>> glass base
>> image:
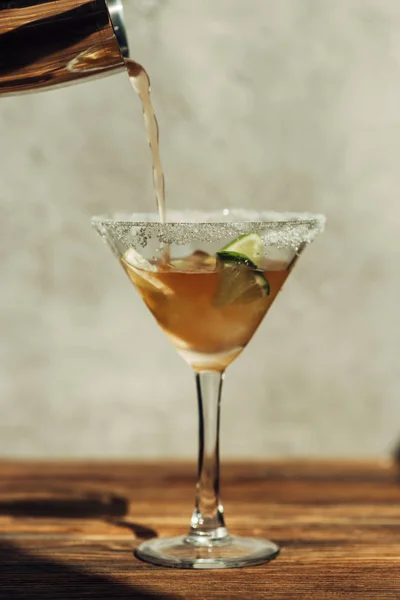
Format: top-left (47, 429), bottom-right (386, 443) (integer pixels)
top-left (135, 535), bottom-right (279, 569)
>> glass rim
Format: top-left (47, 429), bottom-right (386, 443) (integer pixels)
top-left (92, 209), bottom-right (326, 229)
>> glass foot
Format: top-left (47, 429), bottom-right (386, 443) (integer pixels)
top-left (135, 535), bottom-right (279, 569)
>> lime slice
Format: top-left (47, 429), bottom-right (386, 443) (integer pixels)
top-left (219, 232), bottom-right (263, 267)
top-left (122, 248), bottom-right (157, 272)
top-left (122, 249), bottom-right (173, 296)
top-left (214, 253), bottom-right (270, 307)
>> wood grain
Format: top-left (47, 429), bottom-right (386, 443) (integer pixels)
top-left (0, 460), bottom-right (399, 599)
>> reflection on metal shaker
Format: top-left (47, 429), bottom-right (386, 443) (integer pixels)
top-left (0, 0), bottom-right (129, 95)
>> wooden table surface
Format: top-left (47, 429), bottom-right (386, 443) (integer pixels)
top-left (0, 460), bottom-right (399, 599)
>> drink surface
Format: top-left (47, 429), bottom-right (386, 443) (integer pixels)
top-left (121, 251), bottom-right (290, 372)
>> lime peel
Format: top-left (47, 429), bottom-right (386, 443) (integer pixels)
top-left (219, 232), bottom-right (263, 267)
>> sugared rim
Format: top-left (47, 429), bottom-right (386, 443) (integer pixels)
top-left (92, 209), bottom-right (326, 229)
top-left (92, 210), bottom-right (325, 248)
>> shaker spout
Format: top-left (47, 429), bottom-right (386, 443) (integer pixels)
top-left (107, 0), bottom-right (129, 58)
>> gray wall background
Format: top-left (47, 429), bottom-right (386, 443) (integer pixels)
top-left (1, 0), bottom-right (399, 458)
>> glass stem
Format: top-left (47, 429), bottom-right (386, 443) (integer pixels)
top-left (188, 371), bottom-right (229, 544)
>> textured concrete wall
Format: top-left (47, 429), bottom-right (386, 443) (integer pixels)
top-left (1, 0), bottom-right (399, 458)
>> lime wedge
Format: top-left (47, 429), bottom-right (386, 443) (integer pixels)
top-left (219, 232), bottom-right (263, 267)
top-left (214, 252), bottom-right (270, 307)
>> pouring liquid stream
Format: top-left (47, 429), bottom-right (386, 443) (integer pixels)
top-left (125, 59), bottom-right (167, 226)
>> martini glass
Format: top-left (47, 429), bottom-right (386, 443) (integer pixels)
top-left (92, 209), bottom-right (325, 569)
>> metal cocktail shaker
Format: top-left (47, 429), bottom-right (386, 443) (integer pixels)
top-left (0, 0), bottom-right (129, 95)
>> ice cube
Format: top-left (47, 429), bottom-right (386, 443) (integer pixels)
top-left (169, 250), bottom-right (217, 272)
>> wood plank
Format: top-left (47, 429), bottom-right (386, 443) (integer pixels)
top-left (0, 460), bottom-right (399, 599)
